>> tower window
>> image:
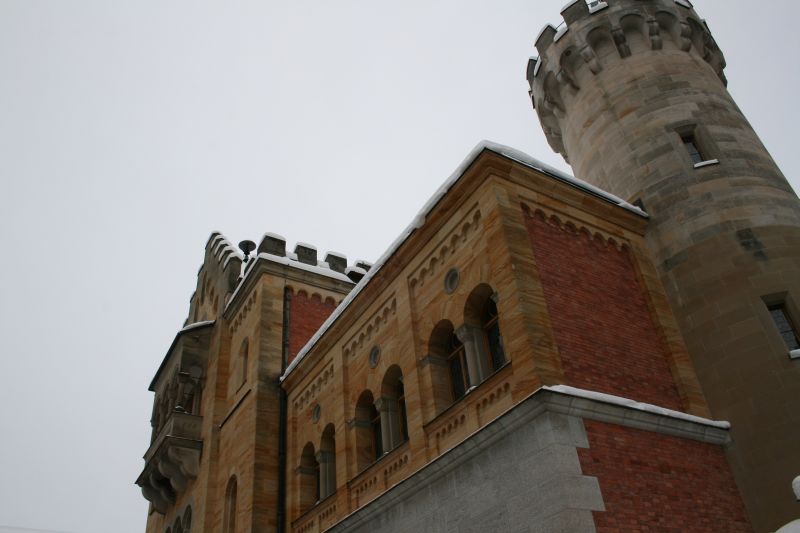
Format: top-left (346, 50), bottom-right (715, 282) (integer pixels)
top-left (767, 303), bottom-right (800, 352)
top-left (682, 134), bottom-right (705, 165)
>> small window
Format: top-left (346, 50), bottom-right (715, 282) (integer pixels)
top-left (682, 134), bottom-right (705, 165)
top-left (768, 303), bottom-right (800, 351)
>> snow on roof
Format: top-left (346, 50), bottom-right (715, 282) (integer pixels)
top-left (262, 231), bottom-right (286, 241)
top-left (544, 384), bottom-right (731, 429)
top-left (295, 242), bottom-right (317, 251)
top-left (180, 320), bottom-right (215, 333)
top-left (258, 253), bottom-right (351, 282)
top-left (281, 141), bottom-right (646, 381)
top-left (325, 251), bottom-right (347, 259)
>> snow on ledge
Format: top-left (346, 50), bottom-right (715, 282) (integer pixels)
top-left (179, 320), bottom-right (215, 333)
top-left (543, 385), bottom-right (731, 429)
top-left (281, 141), bottom-right (647, 382)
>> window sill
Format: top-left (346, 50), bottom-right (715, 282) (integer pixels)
top-left (693, 159), bottom-right (720, 169)
top-left (789, 349), bottom-right (800, 360)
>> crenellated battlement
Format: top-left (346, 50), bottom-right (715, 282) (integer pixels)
top-left (252, 232), bottom-right (368, 284)
top-left (527, 0), bottom-right (726, 161)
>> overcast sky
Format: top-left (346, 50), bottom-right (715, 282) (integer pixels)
top-left (1, 1), bottom-right (798, 532)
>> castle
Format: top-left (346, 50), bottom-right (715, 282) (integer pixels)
top-left (136, 1), bottom-right (800, 532)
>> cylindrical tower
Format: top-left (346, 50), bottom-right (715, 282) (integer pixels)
top-left (528, 1), bottom-right (800, 530)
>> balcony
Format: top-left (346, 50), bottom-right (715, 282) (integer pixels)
top-left (136, 411), bottom-right (203, 514)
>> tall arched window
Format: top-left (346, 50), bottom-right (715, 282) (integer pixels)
top-left (319, 424), bottom-right (336, 499)
top-left (354, 390), bottom-right (381, 470)
top-left (481, 297), bottom-right (506, 371)
top-left (223, 476), bottom-right (237, 533)
top-left (238, 338), bottom-right (249, 387)
top-left (378, 366), bottom-right (409, 452)
top-left (299, 442), bottom-right (320, 512)
top-left (462, 284), bottom-right (506, 383)
top-left (428, 320), bottom-right (469, 413)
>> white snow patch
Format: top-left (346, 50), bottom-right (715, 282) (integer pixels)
top-left (325, 251), bottom-right (347, 260)
top-left (258, 253), bottom-right (351, 282)
top-left (262, 231), bottom-right (286, 242)
top-left (281, 141), bottom-right (646, 381)
top-left (793, 475), bottom-right (800, 500)
top-left (543, 385), bottom-right (731, 429)
top-left (789, 349), bottom-right (800, 360)
top-left (180, 320), bottom-right (215, 334)
top-left (295, 242), bottom-right (317, 251)
top-left (588, 1), bottom-right (608, 14)
top-left (346, 265), bottom-right (367, 276)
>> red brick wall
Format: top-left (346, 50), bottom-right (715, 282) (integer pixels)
top-left (580, 420), bottom-right (751, 532)
top-left (523, 207), bottom-right (682, 409)
top-left (288, 290), bottom-right (337, 365)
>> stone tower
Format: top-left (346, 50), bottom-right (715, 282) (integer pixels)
top-left (528, 1), bottom-right (800, 530)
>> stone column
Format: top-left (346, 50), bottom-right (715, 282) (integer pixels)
top-left (316, 450), bottom-right (336, 499)
top-left (456, 324), bottom-right (491, 386)
top-left (374, 396), bottom-right (401, 453)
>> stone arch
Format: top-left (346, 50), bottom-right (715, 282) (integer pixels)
top-left (586, 25), bottom-right (617, 63)
top-left (619, 13), bottom-right (649, 54)
top-left (655, 10), bottom-right (686, 51)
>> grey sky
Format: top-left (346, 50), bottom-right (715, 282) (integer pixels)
top-left (0, 1), bottom-right (797, 532)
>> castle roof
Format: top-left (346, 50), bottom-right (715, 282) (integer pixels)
top-left (281, 140), bottom-right (646, 381)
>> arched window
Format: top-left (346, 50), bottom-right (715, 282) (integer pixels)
top-left (318, 424), bottom-right (336, 499)
top-left (239, 338), bottom-right (249, 387)
top-left (354, 391), bottom-right (381, 470)
top-left (223, 476), bottom-right (237, 533)
top-left (173, 517), bottom-right (183, 533)
top-left (377, 366), bottom-right (409, 452)
top-left (428, 320), bottom-right (469, 413)
top-left (462, 284), bottom-right (506, 384)
top-left (299, 442), bottom-right (320, 512)
top-left (481, 297), bottom-right (506, 371)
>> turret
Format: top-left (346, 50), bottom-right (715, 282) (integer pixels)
top-left (527, 1), bottom-right (800, 531)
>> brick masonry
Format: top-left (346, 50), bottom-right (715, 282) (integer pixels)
top-left (529, 1), bottom-right (800, 528)
top-left (579, 420), bottom-right (751, 532)
top-left (288, 289), bottom-right (338, 365)
top-left (524, 208), bottom-right (682, 410)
